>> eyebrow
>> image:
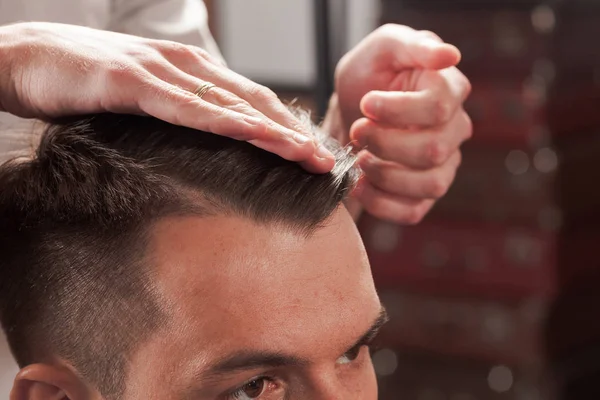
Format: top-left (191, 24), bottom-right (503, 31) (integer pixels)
top-left (199, 306), bottom-right (389, 381)
top-left (348, 306), bottom-right (389, 351)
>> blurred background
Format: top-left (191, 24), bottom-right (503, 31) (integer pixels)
top-left (1, 1), bottom-right (599, 399)
top-left (212, 0), bottom-right (600, 399)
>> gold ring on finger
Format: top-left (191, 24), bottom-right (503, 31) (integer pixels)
top-left (193, 82), bottom-right (217, 99)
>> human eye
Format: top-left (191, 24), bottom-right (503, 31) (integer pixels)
top-left (336, 344), bottom-right (369, 365)
top-left (227, 376), bottom-right (280, 400)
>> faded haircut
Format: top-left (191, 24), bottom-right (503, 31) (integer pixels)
top-left (0, 111), bottom-right (358, 399)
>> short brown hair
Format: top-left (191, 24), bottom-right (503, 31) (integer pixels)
top-left (0, 112), bottom-right (358, 399)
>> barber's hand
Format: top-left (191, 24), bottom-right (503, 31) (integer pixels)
top-left (0, 22), bottom-right (334, 172)
top-left (326, 24), bottom-right (472, 223)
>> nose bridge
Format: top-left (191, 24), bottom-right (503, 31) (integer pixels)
top-left (310, 379), bottom-right (346, 400)
top-left (297, 358), bottom-right (378, 400)
top-left (303, 369), bottom-right (353, 400)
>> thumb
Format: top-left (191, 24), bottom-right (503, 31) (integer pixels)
top-left (408, 38), bottom-right (461, 70)
top-left (373, 25), bottom-right (461, 70)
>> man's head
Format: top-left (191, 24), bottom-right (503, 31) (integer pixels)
top-left (0, 113), bottom-right (384, 400)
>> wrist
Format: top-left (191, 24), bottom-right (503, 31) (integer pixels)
top-left (0, 24), bottom-right (19, 113)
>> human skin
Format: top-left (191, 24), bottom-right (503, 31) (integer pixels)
top-left (326, 25), bottom-right (472, 223)
top-left (0, 22), bottom-right (471, 224)
top-left (0, 22), bottom-right (333, 173)
top-left (12, 207), bottom-right (383, 400)
top-left (130, 207), bottom-right (382, 399)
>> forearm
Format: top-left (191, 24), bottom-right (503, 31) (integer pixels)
top-left (0, 23), bottom-right (28, 117)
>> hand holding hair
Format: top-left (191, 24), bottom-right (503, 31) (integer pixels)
top-left (327, 24), bottom-right (473, 224)
top-left (0, 22), bottom-right (335, 173)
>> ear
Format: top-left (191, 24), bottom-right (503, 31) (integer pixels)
top-left (10, 364), bottom-right (96, 400)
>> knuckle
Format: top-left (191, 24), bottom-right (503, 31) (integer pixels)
top-left (427, 175), bottom-right (450, 198)
top-left (205, 109), bottom-right (232, 132)
top-left (105, 61), bottom-right (139, 84)
top-left (191, 46), bottom-right (212, 61)
top-left (377, 23), bottom-right (397, 35)
top-left (171, 109), bottom-right (186, 127)
top-left (431, 97), bottom-right (453, 124)
top-left (212, 104), bottom-right (230, 118)
top-left (463, 77), bottom-right (473, 98)
top-left (158, 89), bottom-right (192, 114)
top-left (463, 112), bottom-right (474, 139)
top-left (419, 30), bottom-right (442, 42)
top-left (246, 83), bottom-right (278, 103)
top-left (426, 139), bottom-right (448, 166)
top-left (169, 96), bottom-right (199, 126)
top-left (293, 121), bottom-right (314, 136)
top-left (235, 98), bottom-right (254, 112)
top-left (137, 56), bottom-right (165, 72)
top-left (127, 46), bottom-right (170, 72)
top-left (158, 41), bottom-right (197, 60)
top-left (376, 23), bottom-right (412, 37)
top-left (403, 208), bottom-right (425, 225)
top-left (372, 24), bottom-right (402, 44)
top-left (216, 88), bottom-right (247, 106)
top-left (231, 102), bottom-right (256, 117)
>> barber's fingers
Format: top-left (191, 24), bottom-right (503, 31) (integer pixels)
top-left (153, 40), bottom-right (227, 70)
top-left (363, 24), bottom-right (461, 71)
top-left (139, 41), bottom-right (335, 172)
top-left (350, 109), bottom-right (472, 169)
top-left (190, 46), bottom-right (228, 68)
top-left (353, 179), bottom-right (436, 225)
top-left (357, 150), bottom-right (461, 199)
top-left (136, 79), bottom-right (271, 139)
top-left (200, 85), bottom-right (334, 173)
top-left (176, 60), bottom-right (315, 138)
top-left (136, 62), bottom-right (334, 173)
top-left (136, 78), bottom-right (335, 173)
top-left (154, 66), bottom-right (301, 140)
top-left (360, 67), bottom-right (471, 128)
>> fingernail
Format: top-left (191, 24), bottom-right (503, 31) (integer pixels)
top-left (316, 144), bottom-right (334, 160)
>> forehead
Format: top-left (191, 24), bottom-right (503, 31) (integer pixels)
top-left (144, 208), bottom-right (378, 367)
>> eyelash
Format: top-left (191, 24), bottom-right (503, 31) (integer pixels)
top-left (344, 344), bottom-right (364, 360)
top-left (229, 376), bottom-right (275, 400)
top-left (226, 340), bottom-right (379, 399)
top-left (349, 336), bottom-right (380, 359)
